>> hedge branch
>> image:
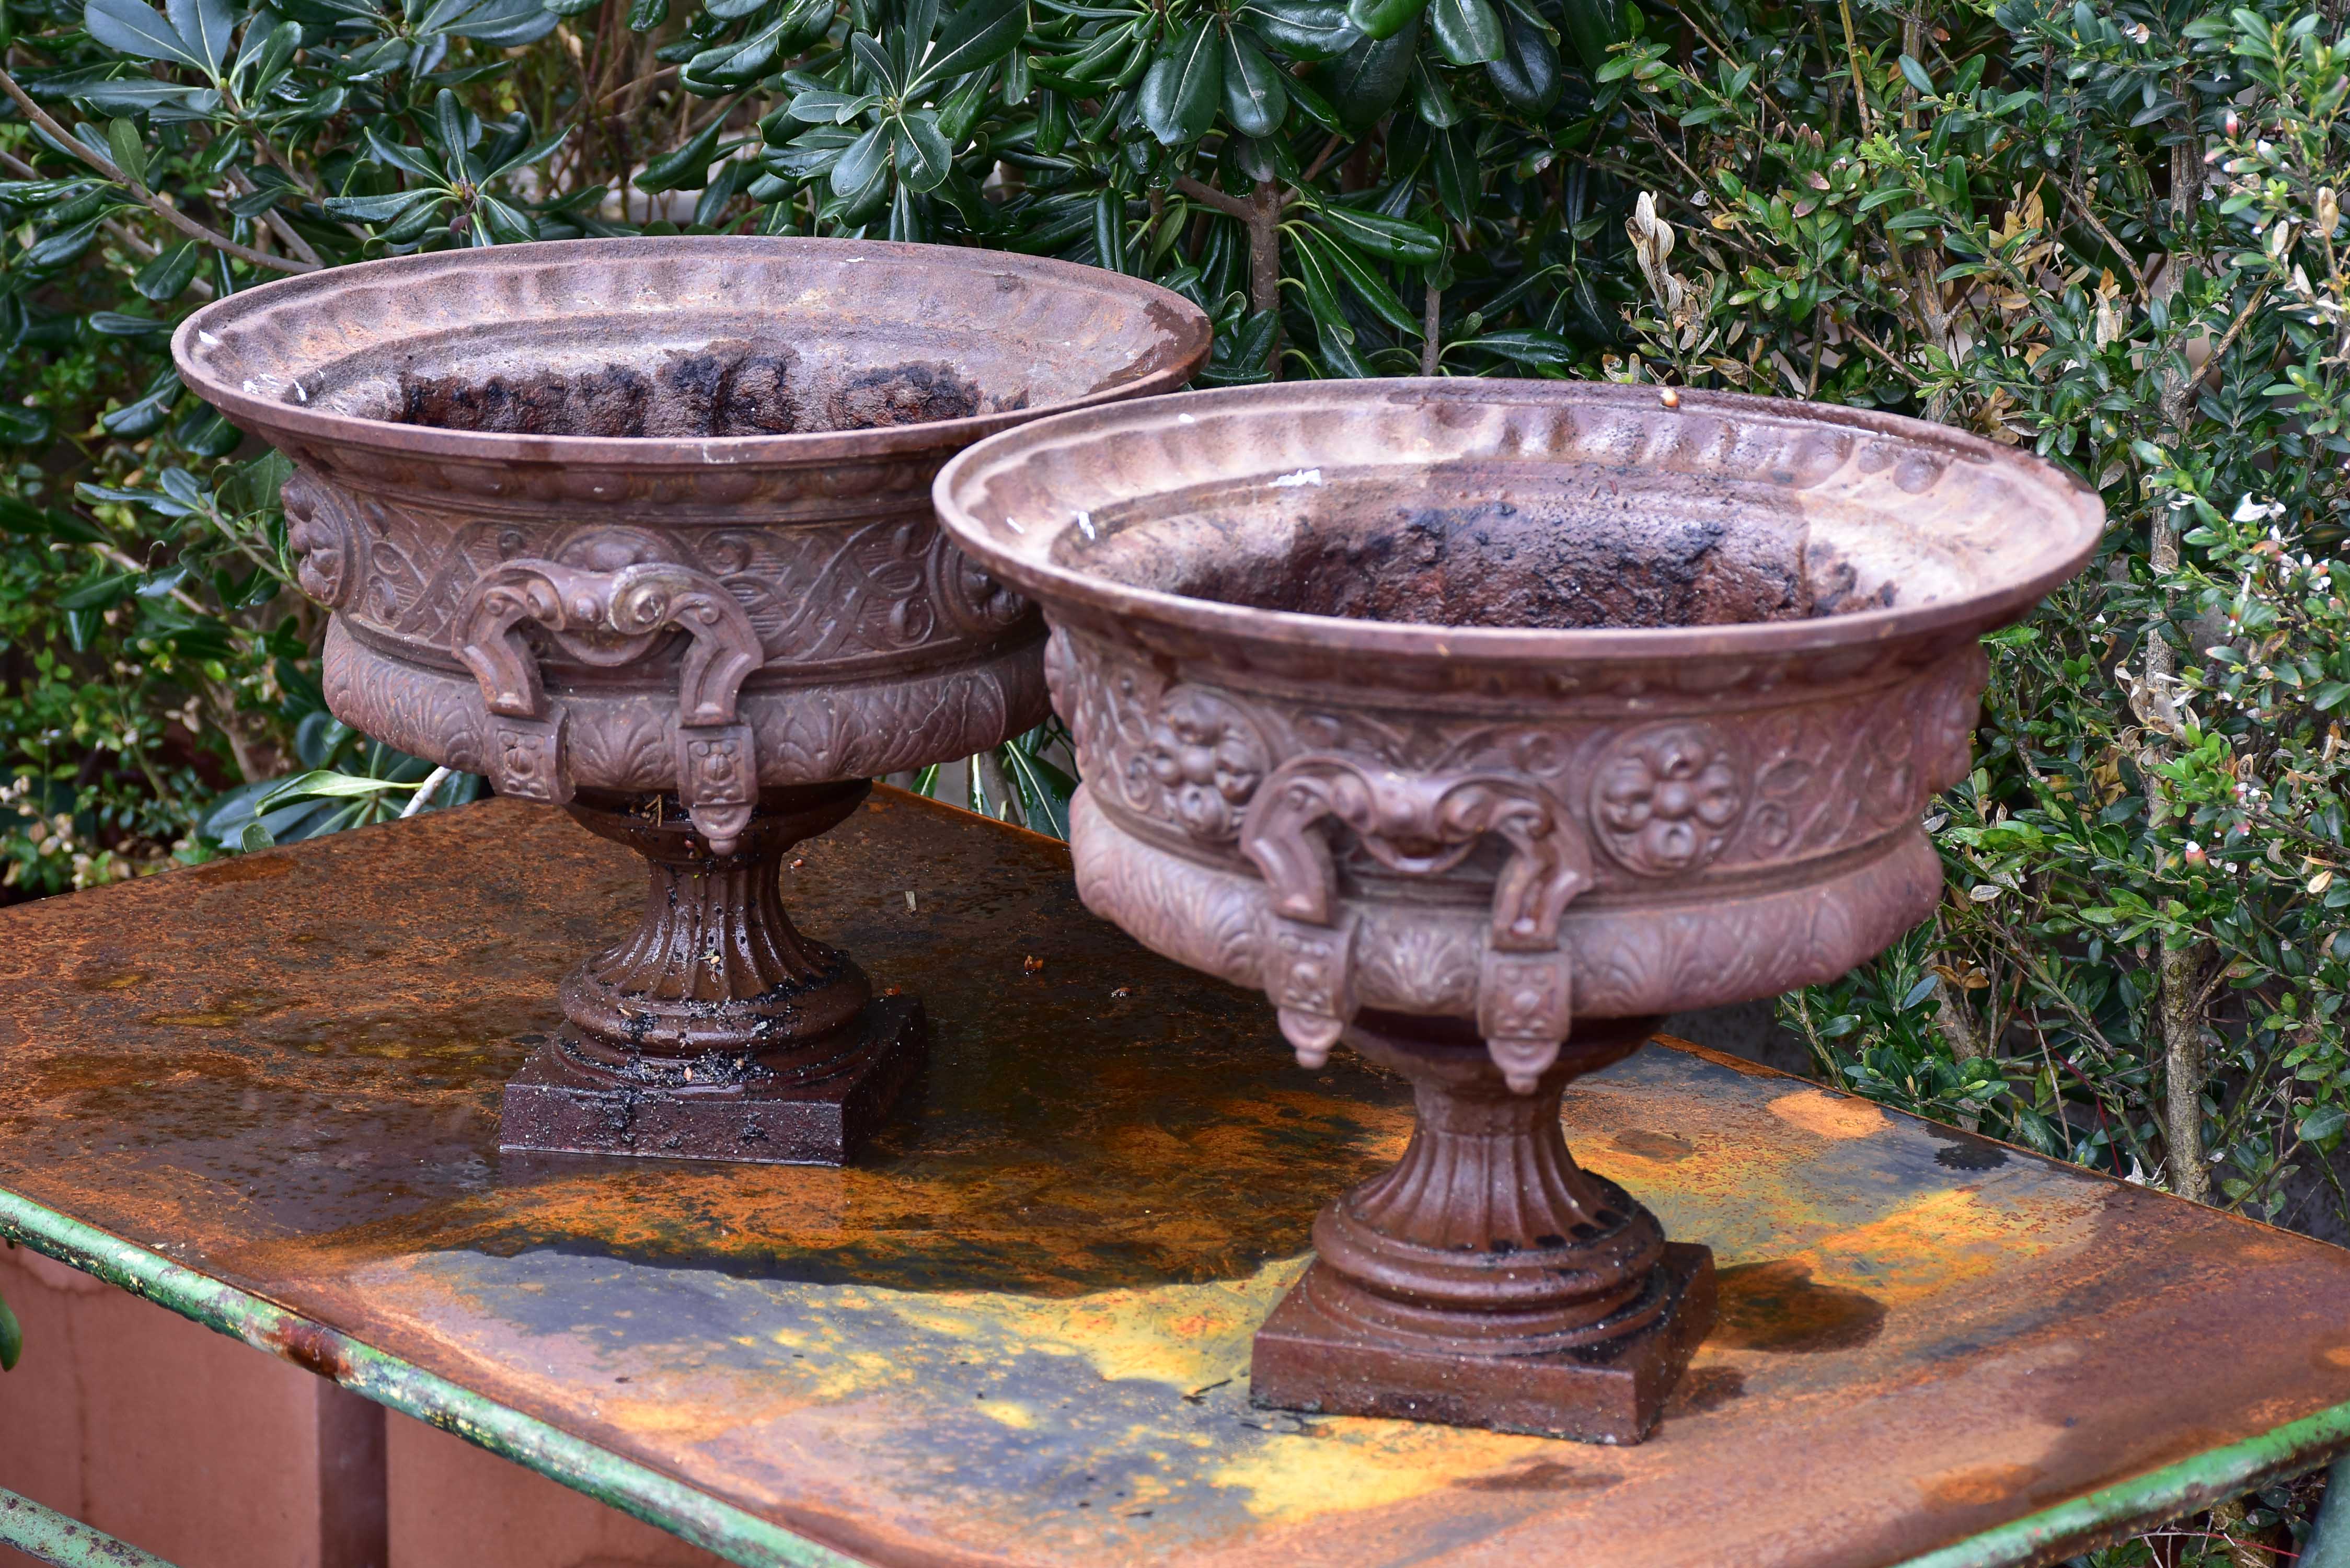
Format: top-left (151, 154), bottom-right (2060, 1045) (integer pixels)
top-left (0, 66), bottom-right (317, 275)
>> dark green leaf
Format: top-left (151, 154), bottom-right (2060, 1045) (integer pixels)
top-left (476, 193), bottom-right (537, 243)
top-left (83, 0), bottom-right (208, 71)
top-left (363, 129), bottom-right (447, 183)
top-left (1317, 201), bottom-right (1442, 261)
top-left (1314, 16), bottom-right (1416, 128)
top-left (0, 1297), bottom-right (20, 1373)
top-left (911, 0), bottom-right (1027, 91)
top-left (1553, 0), bottom-right (1623, 70)
top-left (24, 217), bottom-right (106, 269)
top-left (324, 188), bottom-right (439, 222)
top-left (1897, 52), bottom-right (1933, 93)
top-left (56, 570), bottom-right (139, 613)
top-left (895, 109), bottom-right (954, 190)
top-left (851, 30), bottom-right (901, 91)
top-left (165, 0), bottom-right (235, 70)
top-left (1283, 70), bottom-right (1341, 129)
top-left (1239, 0), bottom-right (1360, 59)
top-left (830, 121), bottom-right (889, 195)
top-left (433, 0), bottom-right (560, 44)
top-left (637, 116), bottom-right (729, 191)
top-left (1092, 185), bottom-right (1127, 271)
top-left (0, 408), bottom-right (54, 449)
top-left (1139, 19), bottom-right (1222, 144)
top-left (66, 79), bottom-right (210, 112)
top-left (1430, 121), bottom-right (1476, 222)
top-left (1221, 26), bottom-right (1288, 138)
top-left (1457, 327), bottom-right (1573, 365)
top-left (1484, 8), bottom-right (1556, 113)
top-left (1428, 0), bottom-right (1501, 64)
top-left (87, 311), bottom-right (170, 336)
top-left (105, 119), bottom-right (147, 189)
top-left (1411, 55), bottom-right (1459, 125)
top-left (1345, 0), bottom-right (1426, 42)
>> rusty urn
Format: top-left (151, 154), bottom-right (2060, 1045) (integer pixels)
top-left (174, 237), bottom-right (1208, 1166)
top-left (934, 379), bottom-right (2101, 1442)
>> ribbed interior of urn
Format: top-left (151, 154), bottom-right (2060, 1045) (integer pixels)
top-left (303, 321), bottom-right (1040, 437)
top-left (200, 244), bottom-right (1196, 440)
top-left (1064, 463), bottom-right (1909, 630)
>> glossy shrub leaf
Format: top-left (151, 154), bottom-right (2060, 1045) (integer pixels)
top-left (432, 0), bottom-right (560, 44)
top-left (1411, 55), bottom-right (1460, 125)
top-left (1554, 0), bottom-right (1625, 70)
top-left (636, 117), bottom-right (728, 191)
top-left (894, 110), bottom-right (954, 191)
top-left (1092, 186), bottom-right (1128, 271)
top-left (1221, 26), bottom-right (1289, 139)
top-left (912, 0), bottom-right (1026, 93)
top-left (164, 0), bottom-right (234, 70)
top-left (1317, 227), bottom-right (1417, 333)
top-left (830, 122), bottom-right (889, 197)
top-left (1484, 8), bottom-right (1558, 112)
top-left (87, 311), bottom-right (169, 336)
top-left (322, 188), bottom-right (438, 222)
top-left (1345, 0), bottom-right (1429, 42)
top-left (83, 0), bottom-right (207, 68)
top-left (0, 1297), bottom-right (20, 1373)
top-left (1429, 122), bottom-right (1477, 223)
top-left (83, 0), bottom-right (208, 69)
top-left (0, 408), bottom-right (54, 449)
top-left (1429, 0), bottom-right (1503, 64)
top-left (1286, 225), bottom-right (1353, 340)
top-left (1315, 15), bottom-right (1418, 128)
top-left (1317, 202), bottom-right (1443, 262)
top-left (105, 119), bottom-right (147, 188)
top-left (1139, 19), bottom-right (1222, 145)
top-left (1460, 327), bottom-right (1575, 365)
top-left (24, 218), bottom-right (105, 269)
top-left (1237, 0), bottom-right (1360, 60)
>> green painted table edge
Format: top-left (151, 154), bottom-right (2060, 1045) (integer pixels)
top-left (2, 1179), bottom-right (2345, 1567)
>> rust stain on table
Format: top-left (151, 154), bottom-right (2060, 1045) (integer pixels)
top-left (0, 794), bottom-right (2346, 1568)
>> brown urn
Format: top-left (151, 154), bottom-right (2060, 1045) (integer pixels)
top-left (932, 378), bottom-right (2101, 1440)
top-left (174, 236), bottom-right (1208, 1165)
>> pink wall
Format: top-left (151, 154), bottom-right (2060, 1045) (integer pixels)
top-left (0, 1245), bottom-right (730, 1568)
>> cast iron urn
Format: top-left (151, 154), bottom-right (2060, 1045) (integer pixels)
top-left (933, 379), bottom-right (2101, 1441)
top-left (174, 237), bottom-right (1207, 1165)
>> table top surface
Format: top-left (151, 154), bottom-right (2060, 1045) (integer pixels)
top-left (0, 793), bottom-right (2346, 1568)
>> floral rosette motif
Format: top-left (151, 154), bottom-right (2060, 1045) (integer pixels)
top-left (1589, 723), bottom-right (1748, 877)
top-left (1143, 688), bottom-right (1269, 843)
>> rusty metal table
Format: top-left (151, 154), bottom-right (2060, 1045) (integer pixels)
top-left (0, 792), bottom-right (2346, 1568)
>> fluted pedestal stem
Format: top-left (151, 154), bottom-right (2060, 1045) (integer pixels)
top-left (1252, 1013), bottom-right (1715, 1441)
top-left (558, 783), bottom-right (872, 1078)
top-left (499, 783), bottom-right (925, 1164)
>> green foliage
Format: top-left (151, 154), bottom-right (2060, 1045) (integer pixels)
top-left (2, 0), bottom-right (2346, 1538)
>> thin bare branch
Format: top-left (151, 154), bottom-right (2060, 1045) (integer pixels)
top-left (0, 65), bottom-right (316, 274)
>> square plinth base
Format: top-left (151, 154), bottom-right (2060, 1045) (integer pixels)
top-left (497, 996), bottom-right (926, 1165)
top-left (1249, 1241), bottom-right (1717, 1443)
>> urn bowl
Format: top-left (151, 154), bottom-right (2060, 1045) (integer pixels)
top-left (934, 378), bottom-right (2100, 1439)
top-left (175, 237), bottom-right (1212, 834)
top-left (175, 237), bottom-right (1209, 1165)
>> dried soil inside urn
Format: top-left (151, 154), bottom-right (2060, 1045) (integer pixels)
top-left (1066, 465), bottom-right (1904, 631)
top-left (383, 340), bottom-right (994, 439)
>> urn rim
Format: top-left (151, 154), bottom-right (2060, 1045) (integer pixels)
top-left (171, 236), bottom-right (1213, 469)
top-left (930, 377), bottom-right (2105, 664)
